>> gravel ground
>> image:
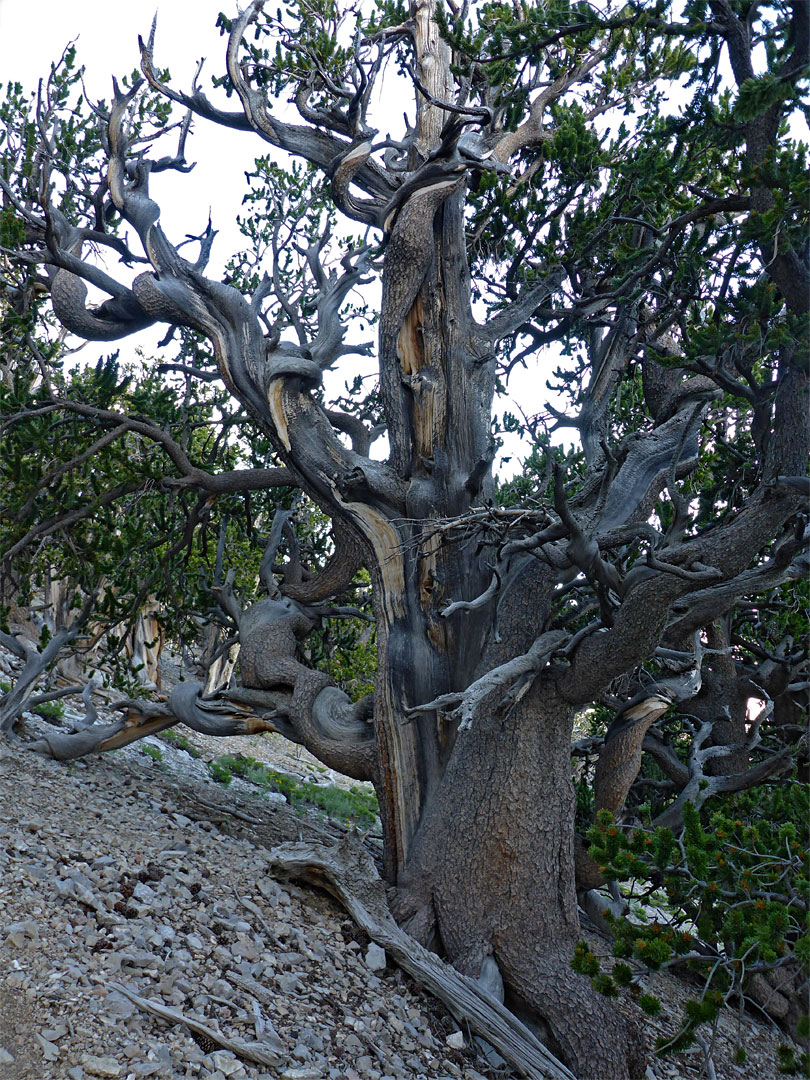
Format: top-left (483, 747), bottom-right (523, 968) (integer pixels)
top-left (0, 646), bottom-right (797, 1080)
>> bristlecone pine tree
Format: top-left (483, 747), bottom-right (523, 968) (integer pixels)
top-left (1, 3), bottom-right (808, 1078)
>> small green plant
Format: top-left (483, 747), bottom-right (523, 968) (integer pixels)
top-left (777, 1045), bottom-right (810, 1076)
top-left (205, 753), bottom-right (379, 825)
top-left (207, 760), bottom-right (233, 785)
top-left (141, 743), bottom-right (164, 764)
top-left (33, 699), bottom-right (66, 720)
top-left (574, 782), bottom-right (809, 1064)
top-left (160, 730), bottom-right (202, 757)
top-left (299, 781), bottom-right (379, 826)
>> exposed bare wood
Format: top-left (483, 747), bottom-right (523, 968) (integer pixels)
top-left (109, 982), bottom-right (284, 1067)
top-left (266, 835), bottom-right (576, 1080)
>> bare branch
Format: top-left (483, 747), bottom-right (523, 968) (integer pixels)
top-left (407, 629), bottom-right (566, 731)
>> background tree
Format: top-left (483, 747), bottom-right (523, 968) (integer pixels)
top-left (1, 3), bottom-right (808, 1078)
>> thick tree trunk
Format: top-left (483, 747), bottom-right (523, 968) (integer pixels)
top-left (698, 622), bottom-right (750, 775)
top-left (394, 678), bottom-right (644, 1080)
top-left (373, 178), bottom-right (496, 876)
top-left (362, 14), bottom-right (642, 1067)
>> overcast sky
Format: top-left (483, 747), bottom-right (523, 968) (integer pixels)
top-left (0, 1), bottom-right (230, 96)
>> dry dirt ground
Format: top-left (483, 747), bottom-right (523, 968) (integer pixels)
top-left (0, 650), bottom-right (799, 1080)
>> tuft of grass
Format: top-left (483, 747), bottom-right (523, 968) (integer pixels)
top-left (141, 743), bottom-right (164, 764)
top-left (160, 729), bottom-right (202, 757)
top-left (206, 753), bottom-right (379, 825)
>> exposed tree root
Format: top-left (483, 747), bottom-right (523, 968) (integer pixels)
top-left (108, 982), bottom-right (284, 1067)
top-left (265, 834), bottom-right (577, 1080)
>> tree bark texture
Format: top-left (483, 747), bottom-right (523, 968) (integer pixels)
top-left (396, 679), bottom-right (645, 1080)
top-left (15, 4), bottom-right (810, 1078)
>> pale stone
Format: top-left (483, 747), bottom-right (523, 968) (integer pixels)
top-left (41, 1023), bottom-right (68, 1041)
top-left (364, 942), bottom-right (387, 972)
top-left (210, 1050), bottom-right (243, 1076)
top-left (35, 1034), bottom-right (60, 1061)
top-left (81, 1054), bottom-right (121, 1077)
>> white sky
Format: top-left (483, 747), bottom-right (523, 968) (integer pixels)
top-left (0, 0), bottom-right (554, 477)
top-left (0, 1), bottom-right (261, 271)
top-left (0, 1), bottom-right (230, 97)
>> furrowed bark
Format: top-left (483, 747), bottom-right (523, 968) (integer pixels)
top-left (266, 834), bottom-right (577, 1080)
top-left (10, 7), bottom-right (808, 1080)
top-left (396, 676), bottom-right (645, 1080)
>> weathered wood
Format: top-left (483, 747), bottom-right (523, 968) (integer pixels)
top-left (266, 835), bottom-right (577, 1080)
top-left (0, 627), bottom-right (77, 732)
top-left (109, 982), bottom-right (285, 1067)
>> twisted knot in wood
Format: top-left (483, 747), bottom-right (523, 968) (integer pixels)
top-left (50, 269), bottom-right (156, 341)
top-left (237, 598), bottom-right (376, 780)
top-left (239, 602), bottom-right (333, 712)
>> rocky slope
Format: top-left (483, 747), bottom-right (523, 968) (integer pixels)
top-left (0, 648), bottom-right (796, 1080)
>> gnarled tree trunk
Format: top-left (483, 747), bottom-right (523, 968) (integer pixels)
top-left (395, 677), bottom-right (644, 1079)
top-left (12, 2), bottom-right (809, 1077)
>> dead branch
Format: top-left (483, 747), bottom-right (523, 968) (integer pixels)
top-left (266, 835), bottom-right (576, 1080)
top-left (406, 629), bottom-right (567, 731)
top-left (109, 982), bottom-right (284, 1067)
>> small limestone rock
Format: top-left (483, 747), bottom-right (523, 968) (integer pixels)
top-left (132, 881), bottom-right (156, 904)
top-left (35, 1034), bottom-right (60, 1061)
top-left (130, 1064), bottom-right (163, 1078)
top-left (4, 918), bottom-right (39, 940)
top-left (445, 1030), bottom-right (466, 1050)
top-left (365, 942), bottom-right (387, 971)
top-left (0, 1046), bottom-right (15, 1065)
top-left (275, 971), bottom-right (302, 993)
top-left (105, 989), bottom-right (136, 1018)
top-left (210, 1050), bottom-right (243, 1076)
top-left (81, 1054), bottom-right (121, 1077)
top-left (298, 1027), bottom-right (325, 1052)
top-left (41, 1023), bottom-right (68, 1041)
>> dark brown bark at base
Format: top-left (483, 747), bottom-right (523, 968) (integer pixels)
top-left (500, 943), bottom-right (647, 1080)
top-left (747, 961), bottom-right (810, 1045)
top-left (395, 678), bottom-right (645, 1080)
